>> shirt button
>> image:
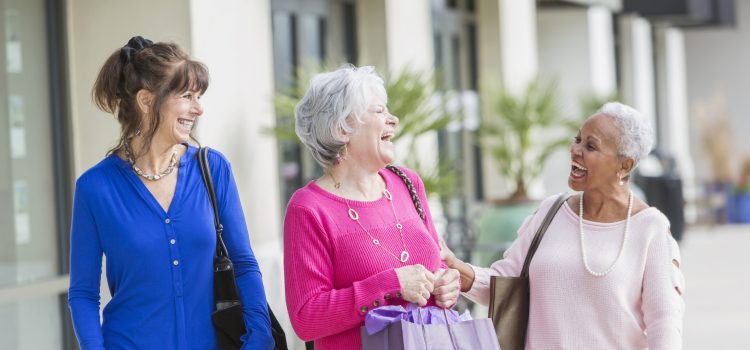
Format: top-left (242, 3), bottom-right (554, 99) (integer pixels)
top-left (396, 291), bottom-right (402, 299)
top-left (373, 300), bottom-right (380, 307)
top-left (165, 218), bottom-right (171, 224)
top-left (360, 305), bottom-right (368, 314)
top-left (384, 293), bottom-right (392, 300)
top-left (170, 239), bottom-right (176, 245)
top-left (173, 260), bottom-right (179, 266)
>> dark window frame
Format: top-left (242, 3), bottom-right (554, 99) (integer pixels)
top-left (45, 0), bottom-right (75, 348)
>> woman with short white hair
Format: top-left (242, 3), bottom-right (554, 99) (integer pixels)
top-left (283, 65), bottom-right (460, 349)
top-left (442, 102), bottom-right (685, 349)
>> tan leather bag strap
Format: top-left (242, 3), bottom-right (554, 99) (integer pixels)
top-left (520, 194), bottom-right (569, 277)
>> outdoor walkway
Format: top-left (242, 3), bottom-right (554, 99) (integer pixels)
top-left (681, 224), bottom-right (750, 349)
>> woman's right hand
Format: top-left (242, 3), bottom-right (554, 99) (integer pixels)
top-left (439, 238), bottom-right (459, 268)
top-left (395, 264), bottom-right (435, 306)
top-left (439, 238), bottom-right (475, 293)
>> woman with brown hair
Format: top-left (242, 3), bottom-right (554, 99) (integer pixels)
top-left (67, 36), bottom-right (274, 349)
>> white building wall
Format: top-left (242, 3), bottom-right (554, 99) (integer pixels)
top-left (188, 0), bottom-right (288, 342)
top-left (655, 26), bottom-right (697, 222)
top-left (683, 0), bottom-right (750, 185)
top-left (618, 14), bottom-right (657, 127)
top-left (537, 5), bottom-right (617, 197)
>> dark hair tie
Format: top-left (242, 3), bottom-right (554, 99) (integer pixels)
top-left (120, 36), bottom-right (154, 64)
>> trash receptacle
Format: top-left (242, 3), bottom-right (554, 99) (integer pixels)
top-left (635, 175), bottom-right (685, 241)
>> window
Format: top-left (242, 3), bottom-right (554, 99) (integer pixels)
top-left (0, 0), bottom-right (73, 348)
top-left (271, 0), bottom-right (355, 205)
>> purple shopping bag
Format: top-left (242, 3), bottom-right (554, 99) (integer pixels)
top-left (360, 305), bottom-right (500, 350)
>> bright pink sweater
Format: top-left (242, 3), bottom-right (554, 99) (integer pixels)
top-left (466, 194), bottom-right (685, 349)
top-left (283, 167), bottom-right (445, 349)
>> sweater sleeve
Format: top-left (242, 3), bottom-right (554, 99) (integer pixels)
top-left (67, 176), bottom-right (106, 350)
top-left (463, 196), bottom-right (556, 306)
top-left (213, 153), bottom-right (274, 350)
top-left (642, 227), bottom-right (685, 349)
top-left (283, 203), bottom-right (402, 341)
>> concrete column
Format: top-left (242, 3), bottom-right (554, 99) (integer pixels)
top-left (655, 26), bottom-right (697, 222)
top-left (357, 0), bottom-right (434, 72)
top-left (477, 0), bottom-right (539, 200)
top-left (537, 5), bottom-right (617, 196)
top-left (618, 14), bottom-right (657, 127)
top-left (188, 0), bottom-right (288, 336)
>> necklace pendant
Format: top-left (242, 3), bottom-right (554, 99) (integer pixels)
top-left (399, 251), bottom-right (410, 263)
top-left (383, 189), bottom-right (393, 201)
top-left (348, 208), bottom-right (359, 220)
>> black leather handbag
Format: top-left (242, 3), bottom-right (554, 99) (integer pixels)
top-left (198, 147), bottom-right (288, 350)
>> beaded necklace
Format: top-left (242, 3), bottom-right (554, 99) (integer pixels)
top-left (579, 191), bottom-right (633, 277)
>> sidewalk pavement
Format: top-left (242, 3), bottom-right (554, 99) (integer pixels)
top-left (681, 224), bottom-right (750, 349)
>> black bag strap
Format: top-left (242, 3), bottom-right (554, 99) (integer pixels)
top-left (198, 147), bottom-right (229, 258)
top-left (520, 193), bottom-right (569, 277)
top-left (386, 165), bottom-right (425, 222)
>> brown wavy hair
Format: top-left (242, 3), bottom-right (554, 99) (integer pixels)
top-left (92, 38), bottom-right (209, 158)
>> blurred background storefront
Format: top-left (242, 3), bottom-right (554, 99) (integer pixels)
top-left (0, 0), bottom-right (747, 349)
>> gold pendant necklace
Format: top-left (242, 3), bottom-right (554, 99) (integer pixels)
top-left (330, 172), bottom-right (410, 263)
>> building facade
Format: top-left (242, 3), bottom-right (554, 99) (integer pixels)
top-left (0, 0), bottom-right (740, 348)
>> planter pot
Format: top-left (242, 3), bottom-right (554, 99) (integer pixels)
top-left (473, 201), bottom-right (538, 267)
top-left (727, 194), bottom-right (750, 223)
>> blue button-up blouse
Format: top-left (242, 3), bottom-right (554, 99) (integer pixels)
top-left (68, 146), bottom-right (274, 350)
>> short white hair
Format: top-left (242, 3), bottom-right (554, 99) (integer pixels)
top-left (596, 102), bottom-right (654, 165)
top-left (295, 65), bottom-right (387, 168)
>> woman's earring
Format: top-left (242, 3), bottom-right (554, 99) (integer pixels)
top-left (335, 144), bottom-right (348, 165)
top-left (619, 179), bottom-right (625, 186)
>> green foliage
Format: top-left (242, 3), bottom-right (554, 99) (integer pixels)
top-left (268, 66), bottom-right (459, 197)
top-left (479, 79), bottom-right (578, 200)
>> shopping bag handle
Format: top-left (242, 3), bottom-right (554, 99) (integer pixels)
top-left (415, 307), bottom-right (459, 350)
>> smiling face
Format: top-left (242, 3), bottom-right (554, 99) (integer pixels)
top-left (153, 89), bottom-right (203, 145)
top-left (568, 113), bottom-right (627, 192)
top-left (345, 94), bottom-right (399, 169)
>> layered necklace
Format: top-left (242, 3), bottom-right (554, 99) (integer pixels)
top-left (579, 190), bottom-right (633, 277)
top-left (124, 147), bottom-right (178, 181)
top-left (329, 172), bottom-right (410, 263)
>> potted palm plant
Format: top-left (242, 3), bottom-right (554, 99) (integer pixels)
top-left (473, 79), bottom-right (580, 266)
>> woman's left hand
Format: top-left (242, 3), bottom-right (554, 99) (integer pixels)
top-left (432, 268), bottom-right (460, 308)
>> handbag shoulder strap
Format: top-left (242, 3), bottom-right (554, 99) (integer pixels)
top-left (386, 165), bottom-right (425, 222)
top-left (197, 147), bottom-right (229, 258)
top-left (520, 193), bottom-right (569, 277)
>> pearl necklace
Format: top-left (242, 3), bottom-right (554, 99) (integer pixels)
top-left (125, 148), bottom-right (178, 181)
top-left (330, 174), bottom-right (410, 263)
top-left (579, 190), bottom-right (633, 277)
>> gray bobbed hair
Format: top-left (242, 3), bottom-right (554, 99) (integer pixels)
top-left (294, 65), bottom-right (387, 168)
top-left (596, 102), bottom-right (654, 166)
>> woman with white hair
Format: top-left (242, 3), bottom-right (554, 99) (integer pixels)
top-left (283, 65), bottom-right (460, 349)
top-left (442, 102), bottom-right (685, 349)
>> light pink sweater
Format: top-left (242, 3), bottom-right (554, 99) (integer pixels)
top-left (466, 194), bottom-right (685, 349)
top-left (283, 167), bottom-right (445, 350)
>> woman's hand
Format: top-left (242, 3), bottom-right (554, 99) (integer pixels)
top-left (395, 264), bottom-right (435, 306)
top-left (432, 268), bottom-right (460, 308)
top-left (439, 238), bottom-right (458, 268)
top-left (439, 238), bottom-right (475, 292)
